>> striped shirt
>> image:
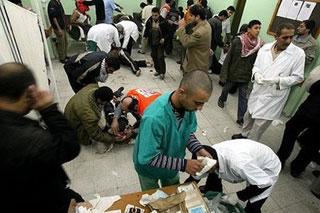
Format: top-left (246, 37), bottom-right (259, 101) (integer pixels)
top-left (149, 99), bottom-right (203, 172)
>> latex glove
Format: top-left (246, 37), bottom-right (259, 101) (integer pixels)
top-left (221, 193), bottom-right (239, 205)
top-left (254, 73), bottom-right (264, 85)
top-left (262, 77), bottom-right (280, 85)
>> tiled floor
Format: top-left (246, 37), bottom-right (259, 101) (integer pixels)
top-left (53, 43), bottom-right (320, 212)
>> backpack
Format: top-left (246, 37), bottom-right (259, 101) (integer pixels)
top-left (64, 51), bottom-right (107, 93)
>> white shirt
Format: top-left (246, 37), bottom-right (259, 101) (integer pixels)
top-left (142, 5), bottom-right (154, 23)
top-left (117, 20), bottom-right (139, 49)
top-left (87, 24), bottom-right (121, 53)
top-left (248, 42), bottom-right (305, 120)
top-left (222, 18), bottom-right (231, 34)
top-left (212, 139), bottom-right (281, 202)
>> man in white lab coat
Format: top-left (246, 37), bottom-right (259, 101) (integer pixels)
top-left (116, 20), bottom-right (140, 55)
top-left (186, 139), bottom-right (281, 213)
top-left (87, 23), bottom-right (121, 53)
top-left (232, 23), bottom-right (305, 141)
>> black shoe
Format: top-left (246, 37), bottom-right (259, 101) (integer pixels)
top-left (218, 99), bottom-right (224, 108)
top-left (114, 87), bottom-right (124, 98)
top-left (231, 134), bottom-right (247, 139)
top-left (154, 72), bottom-right (160, 76)
top-left (160, 74), bottom-right (165, 80)
top-left (236, 119), bottom-right (244, 126)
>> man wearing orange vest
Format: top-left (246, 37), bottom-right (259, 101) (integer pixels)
top-left (111, 88), bottom-right (161, 135)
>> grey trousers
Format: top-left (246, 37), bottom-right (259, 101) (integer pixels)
top-left (241, 111), bottom-right (272, 141)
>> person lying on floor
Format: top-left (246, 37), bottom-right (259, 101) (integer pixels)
top-left (185, 139), bottom-right (281, 213)
top-left (111, 88), bottom-right (161, 136)
top-left (109, 47), bottom-right (153, 77)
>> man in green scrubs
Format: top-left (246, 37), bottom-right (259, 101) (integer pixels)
top-left (133, 70), bottom-right (213, 190)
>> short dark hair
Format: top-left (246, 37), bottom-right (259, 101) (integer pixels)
top-left (189, 4), bottom-right (206, 20)
top-left (0, 63), bottom-right (36, 101)
top-left (187, 0), bottom-right (194, 7)
top-left (239, 23), bottom-right (248, 34)
top-left (151, 7), bottom-right (160, 14)
top-left (147, 0), bottom-right (153, 4)
top-left (140, 2), bottom-right (147, 8)
top-left (303, 20), bottom-right (316, 34)
top-left (106, 55), bottom-right (121, 71)
top-left (179, 70), bottom-right (213, 95)
top-left (218, 10), bottom-right (228, 18)
top-left (94, 86), bottom-right (114, 102)
top-left (276, 23), bottom-right (295, 36)
top-left (248, 20), bottom-right (261, 28)
top-left (227, 6), bottom-right (236, 12)
top-left (200, 0), bottom-right (208, 7)
top-left (165, 0), bottom-right (171, 4)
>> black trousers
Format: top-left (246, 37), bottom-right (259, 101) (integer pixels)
top-left (151, 45), bottom-right (166, 74)
top-left (119, 50), bottom-right (146, 74)
top-left (219, 81), bottom-right (249, 121)
top-left (210, 54), bottom-right (221, 74)
top-left (121, 37), bottom-right (135, 56)
top-left (245, 198), bottom-right (267, 213)
top-left (291, 128), bottom-right (320, 173)
top-left (277, 107), bottom-right (316, 163)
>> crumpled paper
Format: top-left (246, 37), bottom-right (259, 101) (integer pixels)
top-left (139, 189), bottom-right (169, 206)
top-left (76, 194), bottom-right (121, 213)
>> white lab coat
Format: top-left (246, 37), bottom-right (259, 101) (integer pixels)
top-left (248, 42), bottom-right (305, 120)
top-left (212, 139), bottom-right (281, 203)
top-left (117, 20), bottom-right (139, 49)
top-left (87, 24), bottom-right (121, 53)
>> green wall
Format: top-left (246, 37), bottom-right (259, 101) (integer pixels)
top-left (22, 0), bottom-right (143, 24)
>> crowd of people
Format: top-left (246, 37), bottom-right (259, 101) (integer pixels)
top-left (1, 0), bottom-right (320, 212)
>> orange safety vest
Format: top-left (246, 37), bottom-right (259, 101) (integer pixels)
top-left (127, 88), bottom-right (161, 115)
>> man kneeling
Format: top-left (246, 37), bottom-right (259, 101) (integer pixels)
top-left (64, 84), bottom-right (127, 153)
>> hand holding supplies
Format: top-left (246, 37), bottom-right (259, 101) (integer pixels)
top-left (195, 156), bottom-right (217, 178)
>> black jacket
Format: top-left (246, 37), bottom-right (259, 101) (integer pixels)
top-left (47, 0), bottom-right (66, 30)
top-left (298, 80), bottom-right (320, 123)
top-left (208, 16), bottom-right (224, 51)
top-left (143, 16), bottom-right (170, 45)
top-left (0, 104), bottom-right (81, 213)
top-left (64, 51), bottom-right (107, 93)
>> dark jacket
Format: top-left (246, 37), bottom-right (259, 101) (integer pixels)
top-left (220, 37), bottom-right (258, 83)
top-left (0, 104), bottom-right (81, 213)
top-left (64, 51), bottom-right (107, 93)
top-left (208, 16), bottom-right (224, 51)
top-left (298, 80), bottom-right (320, 123)
top-left (64, 84), bottom-right (115, 145)
top-left (143, 16), bottom-right (170, 46)
top-left (47, 0), bottom-right (66, 30)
